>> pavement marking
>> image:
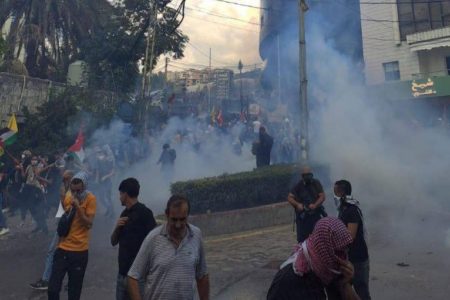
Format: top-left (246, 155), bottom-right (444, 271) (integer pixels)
top-left (205, 225), bottom-right (293, 244)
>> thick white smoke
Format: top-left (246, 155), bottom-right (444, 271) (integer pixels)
top-left (304, 13), bottom-right (450, 245)
top-left (86, 117), bottom-right (255, 214)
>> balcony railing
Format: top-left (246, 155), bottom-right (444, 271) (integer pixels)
top-left (411, 70), bottom-right (450, 80)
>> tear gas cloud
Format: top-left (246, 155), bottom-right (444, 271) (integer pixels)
top-left (86, 117), bottom-right (254, 214)
top-left (303, 11), bottom-right (450, 246)
top-left (84, 2), bottom-right (450, 246)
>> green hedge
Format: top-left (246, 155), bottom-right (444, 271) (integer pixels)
top-left (171, 163), bottom-right (330, 214)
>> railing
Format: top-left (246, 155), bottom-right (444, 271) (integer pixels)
top-left (411, 70), bottom-right (450, 79)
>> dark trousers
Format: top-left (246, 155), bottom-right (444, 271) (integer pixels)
top-left (296, 212), bottom-right (322, 243)
top-left (353, 260), bottom-right (371, 300)
top-left (48, 248), bottom-right (89, 300)
top-left (98, 180), bottom-right (114, 216)
top-left (23, 185), bottom-right (48, 232)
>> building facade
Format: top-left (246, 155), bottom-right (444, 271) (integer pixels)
top-left (361, 0), bottom-right (450, 126)
top-left (362, 0), bottom-right (450, 84)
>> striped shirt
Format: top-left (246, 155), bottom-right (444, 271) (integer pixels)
top-left (128, 223), bottom-right (208, 300)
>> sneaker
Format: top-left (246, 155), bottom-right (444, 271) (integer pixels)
top-left (29, 279), bottom-right (48, 290)
top-left (0, 228), bottom-right (9, 236)
top-left (1, 207), bottom-right (9, 213)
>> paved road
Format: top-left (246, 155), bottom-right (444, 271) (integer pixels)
top-left (1, 211), bottom-right (450, 299)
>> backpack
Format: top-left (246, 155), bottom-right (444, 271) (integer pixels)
top-left (57, 207), bottom-right (76, 237)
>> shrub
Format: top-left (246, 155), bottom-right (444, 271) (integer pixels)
top-left (171, 163), bottom-right (330, 214)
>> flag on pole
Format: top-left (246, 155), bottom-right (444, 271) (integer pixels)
top-left (0, 114), bottom-right (18, 146)
top-left (0, 114), bottom-right (19, 156)
top-left (67, 128), bottom-right (85, 162)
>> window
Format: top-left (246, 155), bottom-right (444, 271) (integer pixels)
top-left (397, 0), bottom-right (450, 40)
top-left (383, 62), bottom-right (401, 81)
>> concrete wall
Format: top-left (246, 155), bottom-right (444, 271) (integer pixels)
top-left (0, 72), bottom-right (119, 127)
top-left (188, 202), bottom-right (293, 236)
top-left (361, 1), bottom-right (420, 84)
top-left (0, 72), bottom-right (65, 126)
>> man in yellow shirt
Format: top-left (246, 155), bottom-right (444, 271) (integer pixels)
top-left (48, 171), bottom-right (96, 300)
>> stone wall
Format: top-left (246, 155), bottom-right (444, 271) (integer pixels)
top-left (0, 72), bottom-right (120, 127)
top-left (0, 72), bottom-right (65, 126)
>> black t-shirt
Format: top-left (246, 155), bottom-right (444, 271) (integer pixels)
top-left (267, 264), bottom-right (326, 300)
top-left (290, 178), bottom-right (324, 207)
top-left (118, 202), bottom-right (157, 275)
top-left (339, 204), bottom-right (369, 263)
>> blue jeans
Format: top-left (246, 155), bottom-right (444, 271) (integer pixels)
top-left (0, 192), bottom-right (7, 228)
top-left (116, 274), bottom-right (144, 300)
top-left (42, 229), bottom-right (59, 281)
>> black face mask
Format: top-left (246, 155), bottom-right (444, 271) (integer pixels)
top-left (302, 173), bottom-right (314, 183)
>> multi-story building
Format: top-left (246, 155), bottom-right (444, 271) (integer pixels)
top-left (214, 69), bottom-right (234, 100)
top-left (169, 68), bottom-right (213, 87)
top-left (361, 0), bottom-right (450, 123)
top-left (362, 0), bottom-right (450, 84)
top-left (259, 0), bottom-right (363, 109)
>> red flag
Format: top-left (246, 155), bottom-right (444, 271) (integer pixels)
top-left (68, 129), bottom-right (84, 152)
top-left (217, 110), bottom-right (224, 127)
top-left (67, 128), bottom-right (85, 162)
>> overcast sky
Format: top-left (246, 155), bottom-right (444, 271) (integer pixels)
top-left (156, 0), bottom-right (263, 72)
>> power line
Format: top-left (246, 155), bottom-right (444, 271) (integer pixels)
top-left (185, 6), bottom-right (260, 26)
top-left (212, 0), bottom-right (271, 10)
top-left (170, 60), bottom-right (263, 69)
top-left (185, 14), bottom-right (259, 33)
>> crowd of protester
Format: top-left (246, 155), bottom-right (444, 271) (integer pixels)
top-left (0, 114), bottom-right (372, 300)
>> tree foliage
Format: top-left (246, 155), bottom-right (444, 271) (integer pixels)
top-left (11, 87), bottom-right (123, 155)
top-left (0, 36), bottom-right (6, 59)
top-left (0, 0), bottom-right (114, 81)
top-left (81, 0), bottom-right (188, 92)
top-left (1, 0), bottom-right (188, 92)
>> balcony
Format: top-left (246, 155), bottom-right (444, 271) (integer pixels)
top-left (407, 27), bottom-right (450, 52)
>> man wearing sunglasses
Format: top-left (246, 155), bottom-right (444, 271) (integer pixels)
top-left (127, 195), bottom-right (209, 300)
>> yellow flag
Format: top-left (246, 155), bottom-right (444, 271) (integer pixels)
top-left (8, 114), bottom-right (18, 133)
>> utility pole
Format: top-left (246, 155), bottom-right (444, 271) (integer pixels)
top-left (277, 34), bottom-right (282, 104)
top-left (164, 57), bottom-right (169, 83)
top-left (209, 48), bottom-right (212, 70)
top-left (139, 0), bottom-right (158, 132)
top-left (298, 0), bottom-right (309, 163)
top-left (238, 60), bottom-right (244, 115)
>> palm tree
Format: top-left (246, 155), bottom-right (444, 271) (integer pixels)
top-left (0, 0), bottom-right (114, 81)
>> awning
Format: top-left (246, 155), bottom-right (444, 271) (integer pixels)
top-left (407, 27), bottom-right (450, 51)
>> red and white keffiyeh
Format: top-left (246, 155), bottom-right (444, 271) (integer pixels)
top-left (294, 217), bottom-right (353, 285)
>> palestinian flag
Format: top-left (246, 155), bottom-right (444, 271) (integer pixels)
top-left (0, 114), bottom-right (18, 152)
top-left (67, 129), bottom-right (85, 162)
